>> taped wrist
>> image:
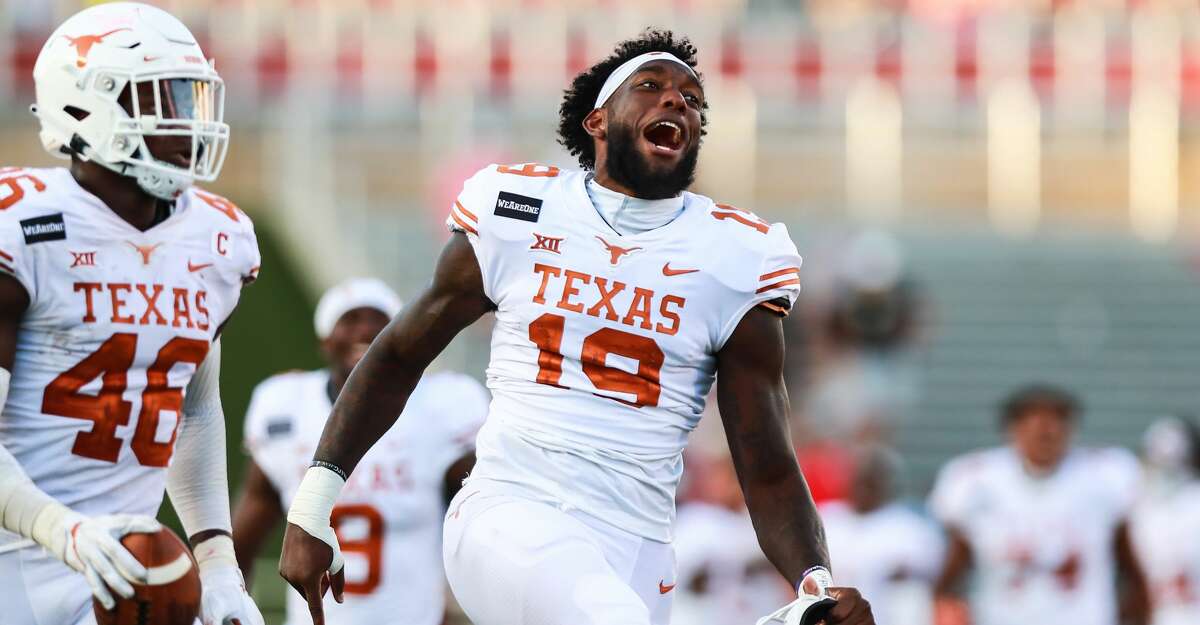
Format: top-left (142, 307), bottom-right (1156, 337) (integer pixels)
top-left (193, 534), bottom-right (238, 577)
top-left (287, 466), bottom-right (345, 536)
top-left (167, 340), bottom-right (231, 536)
top-left (797, 565), bottom-right (833, 597)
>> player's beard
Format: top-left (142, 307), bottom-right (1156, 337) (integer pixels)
top-left (603, 119), bottom-right (699, 200)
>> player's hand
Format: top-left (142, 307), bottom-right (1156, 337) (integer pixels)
top-left (199, 565), bottom-right (265, 625)
top-left (755, 592), bottom-right (837, 625)
top-left (823, 587), bottom-right (875, 624)
top-left (756, 580), bottom-right (874, 625)
top-left (278, 521), bottom-right (345, 625)
top-left (60, 514), bottom-right (161, 610)
top-left (756, 571), bottom-right (836, 625)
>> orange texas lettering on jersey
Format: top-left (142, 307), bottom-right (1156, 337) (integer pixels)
top-left (73, 281), bottom-right (212, 330)
top-left (282, 448), bottom-right (415, 497)
top-left (531, 262), bottom-right (686, 337)
top-left (343, 460), bottom-right (415, 497)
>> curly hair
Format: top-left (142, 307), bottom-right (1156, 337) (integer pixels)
top-left (558, 29), bottom-right (707, 170)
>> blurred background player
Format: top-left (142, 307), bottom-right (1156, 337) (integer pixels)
top-left (929, 385), bottom-right (1149, 625)
top-left (1129, 416), bottom-right (1200, 625)
top-left (820, 445), bottom-right (943, 625)
top-left (280, 29), bottom-right (874, 625)
top-left (670, 454), bottom-right (792, 625)
top-left (0, 3), bottom-right (263, 625)
top-left (232, 277), bottom-right (488, 625)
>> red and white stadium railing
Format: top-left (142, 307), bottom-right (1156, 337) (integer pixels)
top-left (2, 3), bottom-right (1199, 124)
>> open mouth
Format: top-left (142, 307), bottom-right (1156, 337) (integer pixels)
top-left (643, 120), bottom-right (685, 155)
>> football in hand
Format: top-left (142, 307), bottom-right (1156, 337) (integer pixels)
top-left (93, 527), bottom-right (202, 625)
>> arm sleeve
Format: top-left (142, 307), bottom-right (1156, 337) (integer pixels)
top-left (0, 441), bottom-right (74, 554)
top-left (0, 368), bottom-right (79, 557)
top-left (166, 339), bottom-right (232, 537)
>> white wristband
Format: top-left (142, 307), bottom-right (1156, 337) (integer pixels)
top-left (286, 466), bottom-right (347, 574)
top-left (287, 466), bottom-right (345, 527)
top-left (798, 566), bottom-right (833, 597)
top-left (193, 534), bottom-right (238, 577)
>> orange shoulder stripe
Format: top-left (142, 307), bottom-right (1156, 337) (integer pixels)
top-left (758, 301), bottom-right (790, 316)
top-left (759, 267), bottom-right (800, 281)
top-left (756, 278), bottom-right (801, 294)
top-left (451, 211), bottom-right (479, 236)
top-left (0, 249), bottom-right (12, 262)
top-left (454, 201), bottom-right (478, 223)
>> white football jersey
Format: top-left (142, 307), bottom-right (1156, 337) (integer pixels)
top-left (1129, 479), bottom-right (1200, 625)
top-left (243, 369), bottom-right (488, 625)
top-left (820, 501), bottom-right (943, 625)
top-left (929, 446), bottom-right (1141, 625)
top-left (446, 163), bottom-right (803, 541)
top-left (0, 166), bottom-right (258, 549)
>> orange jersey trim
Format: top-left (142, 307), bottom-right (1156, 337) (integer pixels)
top-left (451, 211), bottom-right (479, 236)
top-left (759, 267), bottom-right (800, 281)
top-left (454, 200), bottom-right (478, 223)
top-left (0, 249), bottom-right (12, 262)
top-left (756, 278), bottom-right (801, 294)
top-left (758, 301), bottom-right (789, 316)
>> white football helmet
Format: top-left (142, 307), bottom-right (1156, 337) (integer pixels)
top-left (32, 2), bottom-right (229, 200)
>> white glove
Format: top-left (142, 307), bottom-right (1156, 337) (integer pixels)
top-left (200, 565), bottom-right (265, 625)
top-left (195, 534), bottom-right (265, 625)
top-left (0, 423), bottom-right (156, 611)
top-left (756, 567), bottom-right (837, 625)
top-left (60, 514), bottom-right (161, 610)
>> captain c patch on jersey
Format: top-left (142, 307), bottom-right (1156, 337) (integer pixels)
top-left (21, 213), bottom-right (66, 244)
top-left (494, 191), bottom-right (542, 222)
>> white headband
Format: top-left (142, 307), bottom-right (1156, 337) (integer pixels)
top-left (313, 277), bottom-right (403, 339)
top-left (593, 51), bottom-right (697, 109)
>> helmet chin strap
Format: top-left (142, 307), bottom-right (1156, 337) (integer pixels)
top-left (130, 162), bottom-right (190, 200)
top-left (80, 144), bottom-right (192, 201)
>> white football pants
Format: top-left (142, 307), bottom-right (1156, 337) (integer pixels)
top-left (0, 543), bottom-right (95, 625)
top-left (443, 483), bottom-right (676, 625)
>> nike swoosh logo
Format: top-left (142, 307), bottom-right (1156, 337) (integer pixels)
top-left (188, 261), bottom-right (213, 272)
top-left (662, 263), bottom-right (699, 277)
top-left (659, 581), bottom-right (676, 594)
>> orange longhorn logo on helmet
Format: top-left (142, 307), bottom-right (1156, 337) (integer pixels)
top-left (62, 28), bottom-right (131, 69)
